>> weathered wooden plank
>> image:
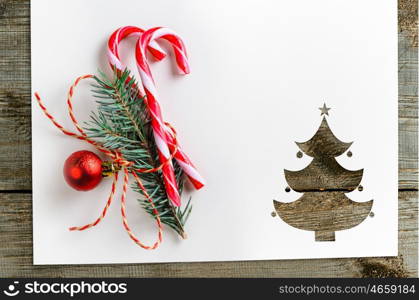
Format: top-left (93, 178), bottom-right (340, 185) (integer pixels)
top-left (399, 28), bottom-right (418, 189)
top-left (398, 0), bottom-right (418, 190)
top-left (0, 0), bottom-right (417, 190)
top-left (0, 192), bottom-right (416, 277)
top-left (0, 0), bottom-right (31, 190)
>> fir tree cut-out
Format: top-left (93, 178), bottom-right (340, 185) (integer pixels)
top-left (273, 104), bottom-right (373, 242)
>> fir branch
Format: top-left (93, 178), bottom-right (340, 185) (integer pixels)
top-left (85, 69), bottom-right (191, 238)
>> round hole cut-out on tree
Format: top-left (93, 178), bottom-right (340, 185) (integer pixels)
top-left (272, 103), bottom-right (373, 242)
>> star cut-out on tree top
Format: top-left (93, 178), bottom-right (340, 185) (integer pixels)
top-left (319, 103), bottom-right (331, 116)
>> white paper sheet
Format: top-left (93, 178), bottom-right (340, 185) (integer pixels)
top-left (31, 0), bottom-right (398, 264)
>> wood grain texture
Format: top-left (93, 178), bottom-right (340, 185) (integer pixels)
top-left (273, 192), bottom-right (373, 241)
top-left (0, 0), bottom-right (417, 277)
top-left (0, 0), bottom-right (31, 191)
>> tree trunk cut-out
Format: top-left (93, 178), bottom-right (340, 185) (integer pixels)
top-left (315, 231), bottom-right (335, 242)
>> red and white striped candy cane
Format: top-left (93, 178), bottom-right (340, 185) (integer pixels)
top-left (107, 26), bottom-right (166, 72)
top-left (135, 27), bottom-right (205, 206)
top-left (107, 26), bottom-right (205, 205)
top-left (107, 27), bottom-right (205, 190)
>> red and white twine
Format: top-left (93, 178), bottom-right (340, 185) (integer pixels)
top-left (35, 75), bottom-right (164, 249)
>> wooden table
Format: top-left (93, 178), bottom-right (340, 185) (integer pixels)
top-left (0, 0), bottom-right (417, 277)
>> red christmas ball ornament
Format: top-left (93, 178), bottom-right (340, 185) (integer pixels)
top-left (63, 150), bottom-right (103, 191)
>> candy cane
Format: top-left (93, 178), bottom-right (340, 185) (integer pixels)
top-left (108, 25), bottom-right (184, 205)
top-left (107, 26), bottom-right (166, 72)
top-left (108, 28), bottom-right (205, 189)
top-left (134, 27), bottom-right (205, 206)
